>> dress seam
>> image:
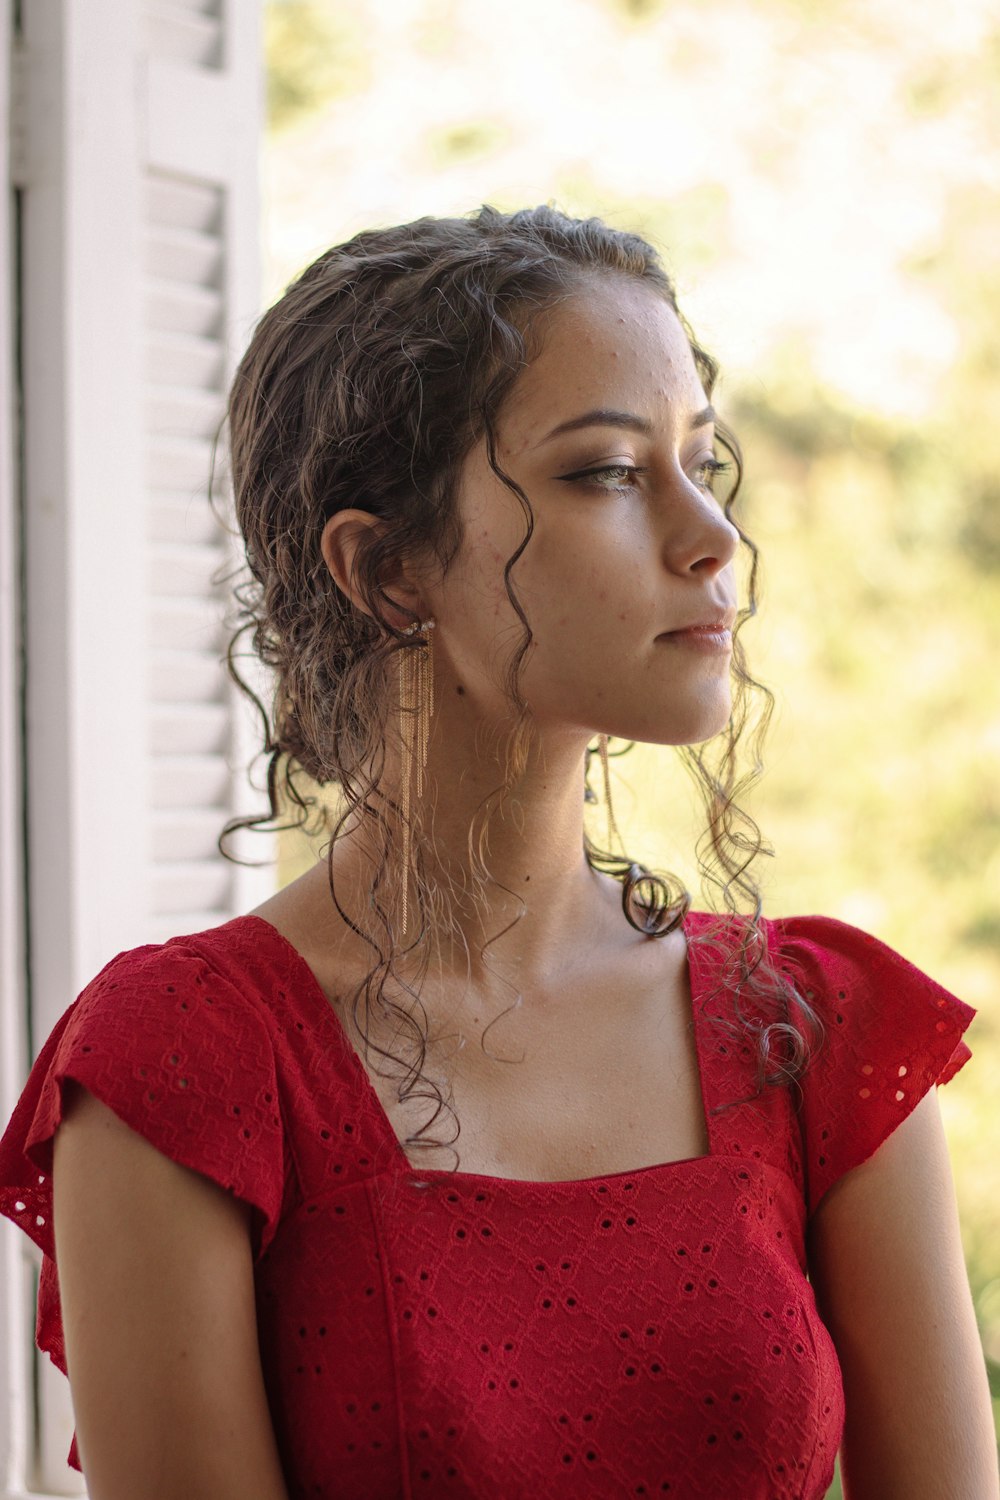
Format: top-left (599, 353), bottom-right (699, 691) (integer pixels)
top-left (365, 1173), bottom-right (414, 1500)
top-left (794, 1261), bottom-right (841, 1500)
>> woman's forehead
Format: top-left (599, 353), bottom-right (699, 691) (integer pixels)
top-left (501, 280), bottom-right (707, 451)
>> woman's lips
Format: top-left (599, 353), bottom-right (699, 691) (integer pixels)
top-left (658, 626), bottom-right (733, 650)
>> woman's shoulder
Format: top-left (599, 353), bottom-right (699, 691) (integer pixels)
top-left (45, 915), bottom-right (299, 1051)
top-left (690, 905), bottom-right (967, 1030)
top-left (688, 905), bottom-right (919, 999)
top-left (753, 908), bottom-right (976, 1082)
top-left (750, 909), bottom-right (978, 1219)
top-left (82, 901), bottom-right (325, 997)
top-left (757, 910), bottom-right (975, 1032)
top-left (0, 914), bottom-right (294, 1277)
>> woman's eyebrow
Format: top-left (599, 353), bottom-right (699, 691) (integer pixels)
top-left (537, 403), bottom-right (716, 445)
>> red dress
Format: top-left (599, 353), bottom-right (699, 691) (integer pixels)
top-left (0, 910), bottom-right (976, 1499)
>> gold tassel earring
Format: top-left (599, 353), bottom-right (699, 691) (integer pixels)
top-left (398, 618), bottom-right (436, 931)
top-left (597, 733), bottom-right (626, 857)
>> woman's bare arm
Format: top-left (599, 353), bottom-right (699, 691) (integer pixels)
top-left (806, 1086), bottom-right (999, 1500)
top-left (52, 1080), bottom-right (291, 1500)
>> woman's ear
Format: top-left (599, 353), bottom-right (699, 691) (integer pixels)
top-left (320, 510), bottom-right (423, 630)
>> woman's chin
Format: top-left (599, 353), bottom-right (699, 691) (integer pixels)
top-left (627, 691), bottom-right (734, 749)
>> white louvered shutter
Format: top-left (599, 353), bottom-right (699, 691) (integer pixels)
top-left (1, 3), bottom-right (269, 1494)
top-left (145, 171), bottom-right (251, 934)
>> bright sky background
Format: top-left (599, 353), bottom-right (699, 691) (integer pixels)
top-left (265, 0), bottom-right (998, 419)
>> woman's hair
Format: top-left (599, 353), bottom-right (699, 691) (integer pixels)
top-left (217, 203), bottom-right (824, 1168)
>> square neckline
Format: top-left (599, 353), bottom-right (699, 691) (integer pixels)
top-left (237, 910), bottom-right (717, 1188)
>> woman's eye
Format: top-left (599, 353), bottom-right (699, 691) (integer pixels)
top-left (557, 462), bottom-right (644, 490)
top-left (693, 456), bottom-right (732, 492)
top-left (556, 456), bottom-right (732, 495)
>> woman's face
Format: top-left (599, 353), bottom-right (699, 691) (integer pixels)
top-left (426, 273), bottom-right (742, 749)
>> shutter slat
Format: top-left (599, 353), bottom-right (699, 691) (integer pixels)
top-left (144, 6), bottom-right (222, 69)
top-left (146, 386), bottom-right (224, 439)
top-left (149, 597), bottom-right (225, 653)
top-left (145, 332), bottom-right (224, 390)
top-left (151, 755), bottom-right (231, 809)
top-left (149, 648), bottom-right (231, 703)
top-left (145, 224), bottom-right (222, 286)
top-left (149, 495), bottom-right (229, 545)
top-left (151, 860), bottom-right (231, 912)
top-left (151, 808), bottom-right (228, 861)
top-left (145, 278), bottom-right (224, 338)
top-left (150, 703), bottom-right (228, 754)
top-left (145, 174), bottom-right (222, 234)
top-left (148, 540), bottom-right (226, 596)
top-left (148, 432), bottom-right (219, 485)
top-left (153, 0), bottom-right (222, 17)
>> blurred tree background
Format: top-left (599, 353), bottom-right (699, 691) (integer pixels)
top-left (261, 0), bottom-right (1000, 1479)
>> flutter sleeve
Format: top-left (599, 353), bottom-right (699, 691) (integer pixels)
top-left (769, 913), bottom-right (977, 1221)
top-left (0, 939), bottom-right (287, 1473)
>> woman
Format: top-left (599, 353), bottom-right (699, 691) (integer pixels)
top-left (1, 205), bottom-right (996, 1500)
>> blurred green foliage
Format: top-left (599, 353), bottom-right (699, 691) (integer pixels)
top-left (426, 120), bottom-right (511, 169)
top-left (265, 0), bottom-right (370, 132)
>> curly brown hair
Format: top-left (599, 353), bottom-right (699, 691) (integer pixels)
top-left (216, 203), bottom-right (824, 1170)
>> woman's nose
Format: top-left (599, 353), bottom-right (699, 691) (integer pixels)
top-left (663, 478), bottom-right (741, 577)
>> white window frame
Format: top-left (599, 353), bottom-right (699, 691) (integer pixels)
top-left (1, 4), bottom-right (268, 1494)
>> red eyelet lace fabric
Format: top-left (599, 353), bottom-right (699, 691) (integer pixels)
top-left (0, 910), bottom-right (976, 1499)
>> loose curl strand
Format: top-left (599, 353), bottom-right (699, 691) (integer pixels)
top-left (213, 203), bottom-right (825, 1171)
